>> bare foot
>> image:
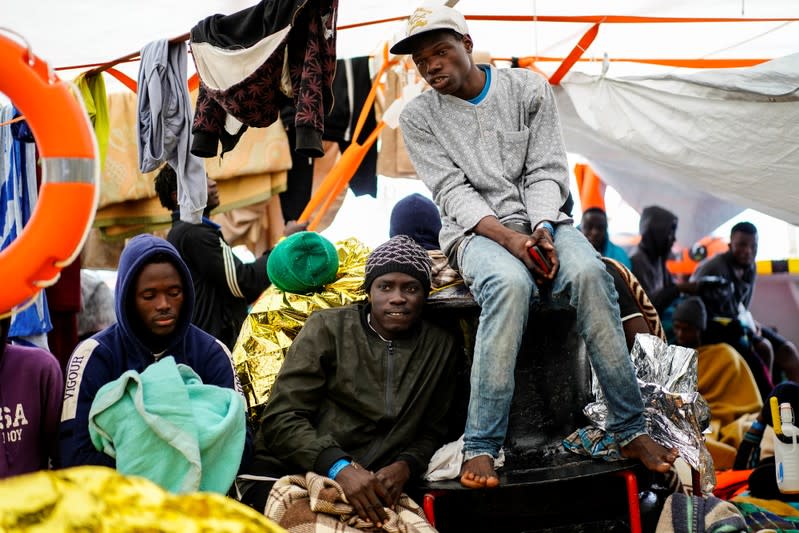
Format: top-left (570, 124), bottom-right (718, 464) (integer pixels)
top-left (460, 455), bottom-right (500, 489)
top-left (621, 434), bottom-right (678, 473)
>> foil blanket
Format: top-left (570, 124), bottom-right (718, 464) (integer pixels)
top-left (0, 466), bottom-right (285, 532)
top-left (232, 238), bottom-right (370, 420)
top-left (586, 333), bottom-right (716, 494)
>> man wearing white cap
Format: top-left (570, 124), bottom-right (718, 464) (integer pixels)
top-left (395, 5), bottom-right (678, 488)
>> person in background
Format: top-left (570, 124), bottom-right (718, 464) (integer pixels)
top-left (672, 297), bottom-right (763, 469)
top-left (0, 316), bottom-right (63, 478)
top-left (155, 165), bottom-right (305, 349)
top-left (602, 258), bottom-right (666, 350)
top-left (629, 205), bottom-right (699, 315)
top-left (580, 207), bottom-right (632, 268)
top-left (693, 221), bottom-right (799, 382)
top-left (77, 270), bottom-right (116, 342)
top-left (59, 234), bottom-right (249, 470)
top-left (389, 193), bottom-right (461, 290)
top-left (395, 5), bottom-right (676, 488)
top-left (242, 236), bottom-right (458, 527)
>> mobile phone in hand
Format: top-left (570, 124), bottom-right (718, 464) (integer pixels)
top-left (528, 244), bottom-right (552, 275)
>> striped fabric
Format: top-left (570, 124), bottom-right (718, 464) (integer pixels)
top-left (219, 238), bottom-right (244, 299)
top-left (603, 257), bottom-right (666, 342)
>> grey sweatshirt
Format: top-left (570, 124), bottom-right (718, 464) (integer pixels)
top-left (137, 40), bottom-right (207, 224)
top-left (399, 66), bottom-right (571, 263)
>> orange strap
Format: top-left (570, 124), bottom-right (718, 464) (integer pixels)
top-left (307, 123), bottom-right (385, 231)
top-left (103, 69), bottom-right (200, 94)
top-left (299, 46), bottom-right (398, 227)
top-left (513, 56), bottom-right (768, 69)
top-left (337, 13), bottom-right (799, 30)
top-left (464, 14), bottom-right (799, 24)
top-left (188, 73), bottom-right (200, 92)
top-left (0, 115), bottom-right (25, 128)
top-left (549, 23), bottom-right (600, 85)
top-left (105, 67), bottom-right (138, 93)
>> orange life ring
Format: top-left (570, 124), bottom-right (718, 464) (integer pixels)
top-left (0, 32), bottom-right (99, 318)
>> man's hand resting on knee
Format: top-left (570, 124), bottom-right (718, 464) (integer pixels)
top-left (375, 461), bottom-right (411, 508)
top-left (529, 226), bottom-right (558, 280)
top-left (474, 216), bottom-right (558, 280)
top-left (336, 463), bottom-right (390, 526)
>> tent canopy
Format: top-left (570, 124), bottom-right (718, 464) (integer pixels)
top-left (6, 0), bottom-right (796, 72)
top-left (4, 0), bottom-right (799, 242)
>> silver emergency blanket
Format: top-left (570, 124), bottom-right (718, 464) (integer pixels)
top-left (586, 333), bottom-right (715, 494)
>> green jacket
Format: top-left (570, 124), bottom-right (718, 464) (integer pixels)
top-left (253, 303), bottom-right (458, 479)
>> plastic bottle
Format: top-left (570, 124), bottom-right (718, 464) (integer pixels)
top-left (775, 402), bottom-right (799, 493)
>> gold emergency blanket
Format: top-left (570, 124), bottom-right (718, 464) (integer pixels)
top-left (233, 238), bottom-right (370, 419)
top-left (0, 466), bottom-right (285, 532)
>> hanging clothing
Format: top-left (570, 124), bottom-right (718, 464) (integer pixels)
top-left (323, 56), bottom-right (377, 198)
top-left (137, 39), bottom-right (207, 224)
top-left (0, 107), bottom-right (52, 343)
top-left (74, 72), bottom-right (110, 169)
top-left (190, 0), bottom-right (338, 159)
top-left (278, 106), bottom-right (315, 222)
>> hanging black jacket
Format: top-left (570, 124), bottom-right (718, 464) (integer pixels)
top-left (167, 213), bottom-right (270, 349)
top-left (190, 0), bottom-right (338, 158)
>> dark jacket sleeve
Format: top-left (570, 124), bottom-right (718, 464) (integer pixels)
top-left (258, 313), bottom-right (345, 474)
top-left (629, 251), bottom-right (655, 296)
top-left (631, 251), bottom-right (678, 315)
top-left (395, 336), bottom-right (459, 478)
top-left (692, 255), bottom-right (723, 281)
top-left (650, 285), bottom-right (681, 315)
top-left (59, 341), bottom-right (116, 468)
top-left (181, 225), bottom-right (271, 304)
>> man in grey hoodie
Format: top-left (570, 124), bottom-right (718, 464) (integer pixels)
top-left (395, 5), bottom-right (677, 488)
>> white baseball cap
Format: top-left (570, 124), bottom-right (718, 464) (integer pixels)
top-left (389, 5), bottom-right (470, 55)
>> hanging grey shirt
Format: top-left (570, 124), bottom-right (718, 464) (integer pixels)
top-left (399, 65), bottom-right (571, 265)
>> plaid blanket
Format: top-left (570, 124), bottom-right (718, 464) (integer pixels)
top-left (429, 250), bottom-right (461, 290)
top-left (657, 492), bottom-right (747, 532)
top-left (733, 497), bottom-right (799, 532)
top-left (264, 473), bottom-right (437, 533)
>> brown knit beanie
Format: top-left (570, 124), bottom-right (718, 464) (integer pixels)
top-left (364, 235), bottom-right (432, 293)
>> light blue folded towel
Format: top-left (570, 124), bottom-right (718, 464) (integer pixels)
top-left (88, 356), bottom-right (245, 494)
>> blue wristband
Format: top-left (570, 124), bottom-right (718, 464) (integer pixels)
top-left (751, 419), bottom-right (765, 432)
top-left (328, 458), bottom-right (351, 480)
top-left (538, 221), bottom-right (555, 236)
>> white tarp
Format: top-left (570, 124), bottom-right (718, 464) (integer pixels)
top-left (3, 0), bottom-right (799, 236)
top-left (556, 53), bottom-right (799, 243)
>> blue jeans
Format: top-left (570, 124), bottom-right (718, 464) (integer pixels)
top-left (458, 224), bottom-right (645, 460)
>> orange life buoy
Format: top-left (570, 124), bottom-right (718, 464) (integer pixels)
top-left (0, 31), bottom-right (99, 318)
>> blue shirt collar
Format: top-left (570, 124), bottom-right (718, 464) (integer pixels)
top-left (467, 65), bottom-right (491, 105)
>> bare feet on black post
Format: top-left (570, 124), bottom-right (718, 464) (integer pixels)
top-left (621, 434), bottom-right (678, 473)
top-left (460, 455), bottom-right (500, 489)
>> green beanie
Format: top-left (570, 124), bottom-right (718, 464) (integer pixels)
top-left (267, 232), bottom-right (339, 294)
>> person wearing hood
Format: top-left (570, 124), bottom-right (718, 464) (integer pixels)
top-left (389, 193), bottom-right (462, 290)
top-left (0, 316), bottom-right (63, 477)
top-left (59, 234), bottom-right (248, 469)
top-left (630, 205), bottom-right (699, 314)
